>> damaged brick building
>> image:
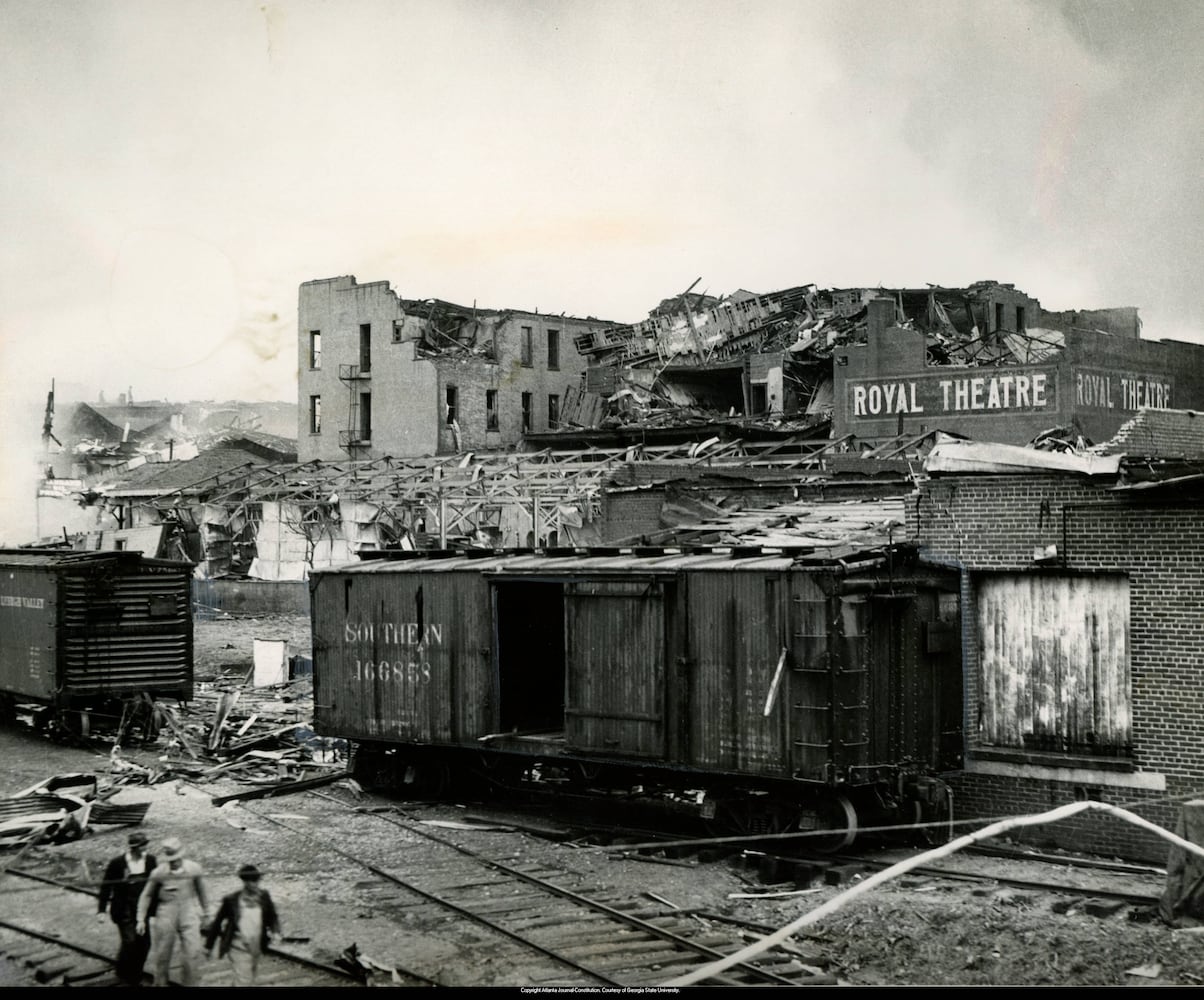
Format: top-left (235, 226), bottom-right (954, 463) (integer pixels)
top-left (297, 274), bottom-right (1204, 461)
top-left (297, 275), bottom-right (619, 461)
top-left (910, 422), bottom-right (1204, 863)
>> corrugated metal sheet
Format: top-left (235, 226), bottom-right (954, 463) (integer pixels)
top-left (61, 570), bottom-right (192, 696)
top-left (977, 573), bottom-right (1130, 753)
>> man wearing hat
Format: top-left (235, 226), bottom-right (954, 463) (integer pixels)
top-left (204, 863), bottom-right (281, 986)
top-left (97, 830), bottom-right (157, 984)
top-left (136, 837), bottom-right (209, 987)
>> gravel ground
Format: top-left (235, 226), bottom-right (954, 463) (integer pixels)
top-left (1, 614), bottom-right (1202, 987)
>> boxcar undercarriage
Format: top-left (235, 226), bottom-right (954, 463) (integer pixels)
top-left (351, 738), bottom-right (954, 852)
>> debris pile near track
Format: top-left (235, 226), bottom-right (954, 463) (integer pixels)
top-left (106, 675), bottom-right (348, 800)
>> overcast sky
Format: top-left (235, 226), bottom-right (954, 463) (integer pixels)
top-left (2, 0), bottom-right (1203, 535)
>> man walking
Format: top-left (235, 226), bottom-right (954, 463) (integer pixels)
top-left (136, 837), bottom-right (209, 987)
top-left (205, 864), bottom-right (281, 986)
top-left (97, 831), bottom-right (157, 985)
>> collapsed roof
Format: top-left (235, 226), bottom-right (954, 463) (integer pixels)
top-left (544, 279), bottom-right (1140, 438)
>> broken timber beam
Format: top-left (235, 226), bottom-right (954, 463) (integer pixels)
top-left (210, 770), bottom-right (352, 807)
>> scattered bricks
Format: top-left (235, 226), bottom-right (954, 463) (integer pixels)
top-left (1083, 898), bottom-right (1128, 918)
top-left (824, 864), bottom-right (866, 886)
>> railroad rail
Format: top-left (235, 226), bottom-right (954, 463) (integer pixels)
top-left (245, 801), bottom-right (836, 987)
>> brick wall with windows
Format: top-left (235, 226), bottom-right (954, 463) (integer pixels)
top-left (910, 473), bottom-right (1204, 860)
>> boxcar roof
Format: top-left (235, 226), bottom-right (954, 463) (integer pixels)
top-left (312, 545), bottom-right (887, 577)
top-left (0, 549), bottom-right (192, 571)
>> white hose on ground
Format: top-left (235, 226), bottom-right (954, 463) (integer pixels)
top-left (660, 798), bottom-right (1204, 987)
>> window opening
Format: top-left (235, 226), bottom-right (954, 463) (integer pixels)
top-left (486, 389), bottom-right (498, 430)
top-left (359, 323), bottom-right (371, 373)
top-left (359, 391), bottom-right (372, 441)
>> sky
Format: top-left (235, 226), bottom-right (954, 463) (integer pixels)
top-left (2, 0), bottom-right (1203, 538)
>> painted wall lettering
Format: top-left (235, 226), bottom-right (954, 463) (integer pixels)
top-left (1075, 369), bottom-right (1172, 411)
top-left (353, 659), bottom-right (432, 685)
top-left (849, 368), bottom-right (1056, 418)
top-left (0, 595), bottom-right (46, 608)
top-left (343, 621), bottom-right (444, 646)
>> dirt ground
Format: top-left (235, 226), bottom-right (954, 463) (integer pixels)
top-left (2, 612), bottom-right (1202, 988)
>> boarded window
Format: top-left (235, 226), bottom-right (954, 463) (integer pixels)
top-left (976, 574), bottom-right (1130, 756)
top-left (520, 326), bottom-right (533, 367)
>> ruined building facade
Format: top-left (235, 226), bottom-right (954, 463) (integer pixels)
top-left (297, 276), bottom-right (617, 461)
top-left (834, 294), bottom-right (1204, 447)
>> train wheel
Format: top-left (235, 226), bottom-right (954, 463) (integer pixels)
top-left (800, 793), bottom-right (858, 854)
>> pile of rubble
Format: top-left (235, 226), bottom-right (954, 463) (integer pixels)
top-left (1, 672), bottom-right (346, 850)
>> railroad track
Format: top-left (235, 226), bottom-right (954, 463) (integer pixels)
top-left (0, 850), bottom-right (373, 988)
top-left (246, 801), bottom-right (837, 987)
top-left (756, 848), bottom-right (1164, 908)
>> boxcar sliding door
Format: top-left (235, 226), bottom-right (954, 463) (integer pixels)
top-left (563, 579), bottom-right (666, 758)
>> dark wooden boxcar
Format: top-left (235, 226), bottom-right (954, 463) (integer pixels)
top-left (0, 550), bottom-right (194, 723)
top-left (311, 545), bottom-right (961, 843)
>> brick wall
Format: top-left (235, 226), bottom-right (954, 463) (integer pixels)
top-left (912, 473), bottom-right (1204, 861)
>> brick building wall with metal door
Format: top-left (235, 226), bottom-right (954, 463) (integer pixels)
top-left (909, 473), bottom-right (1204, 862)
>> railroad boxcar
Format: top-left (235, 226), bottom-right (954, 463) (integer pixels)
top-left (311, 544), bottom-right (962, 846)
top-left (0, 549), bottom-right (194, 731)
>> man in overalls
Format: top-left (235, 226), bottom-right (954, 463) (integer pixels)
top-left (136, 837), bottom-right (209, 987)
